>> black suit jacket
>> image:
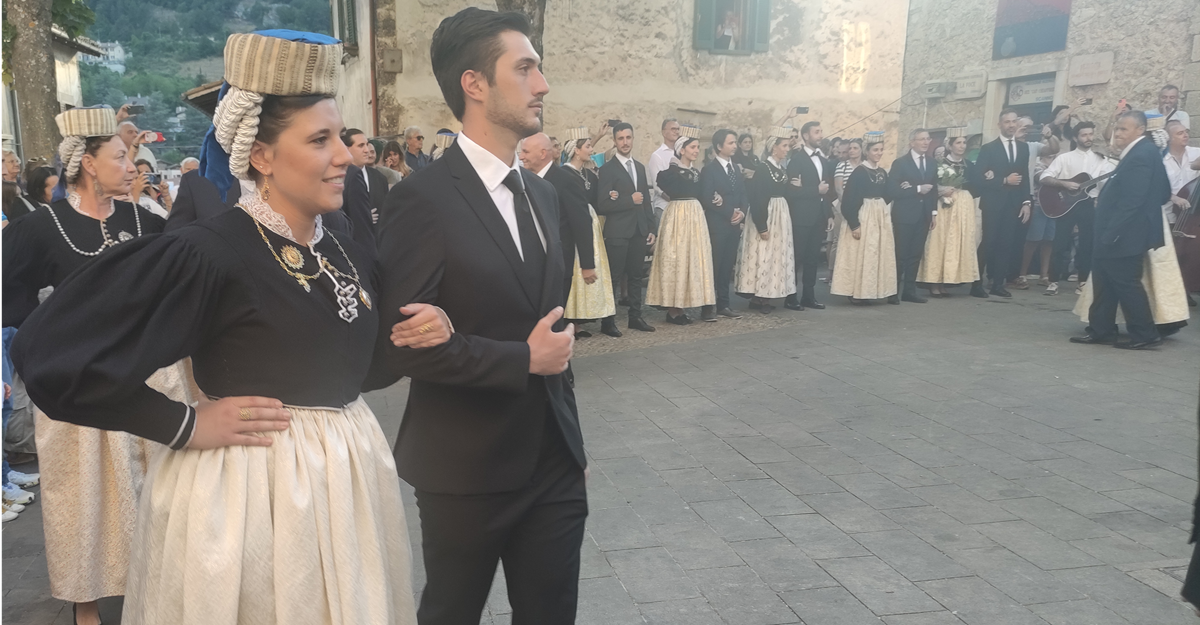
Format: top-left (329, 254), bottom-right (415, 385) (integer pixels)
top-left (164, 170), bottom-right (230, 232)
top-left (888, 152), bottom-right (939, 225)
top-left (544, 164), bottom-right (595, 271)
top-left (596, 156), bottom-right (655, 240)
top-left (365, 166), bottom-right (389, 218)
top-left (342, 165), bottom-right (378, 259)
top-left (699, 159), bottom-right (749, 234)
top-left (370, 141), bottom-right (584, 495)
top-left (971, 138), bottom-right (1032, 213)
top-left (1093, 137), bottom-right (1169, 259)
top-left (784, 148), bottom-right (836, 227)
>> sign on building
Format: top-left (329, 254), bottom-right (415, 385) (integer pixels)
top-left (1068, 51), bottom-right (1114, 87)
top-left (1007, 76), bottom-right (1056, 106)
top-left (954, 69), bottom-right (988, 100)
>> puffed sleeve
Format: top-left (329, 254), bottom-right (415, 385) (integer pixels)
top-left (12, 232), bottom-right (233, 448)
top-left (2, 215), bottom-right (51, 328)
top-left (841, 167), bottom-right (867, 231)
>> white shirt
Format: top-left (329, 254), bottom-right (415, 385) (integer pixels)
top-left (910, 149), bottom-right (928, 172)
top-left (715, 155), bottom-right (733, 174)
top-left (804, 146), bottom-right (823, 179)
top-left (647, 143), bottom-right (674, 211)
top-left (456, 131), bottom-right (546, 259)
top-left (1146, 108), bottom-right (1190, 130)
top-left (1164, 146), bottom-right (1200, 195)
top-left (1119, 135), bottom-right (1146, 160)
top-left (1000, 136), bottom-right (1020, 163)
top-left (137, 195), bottom-right (168, 219)
top-left (362, 165), bottom-right (371, 192)
top-left (1042, 147), bottom-right (1115, 199)
top-left (614, 153), bottom-right (639, 187)
top-left (535, 161), bottom-right (553, 178)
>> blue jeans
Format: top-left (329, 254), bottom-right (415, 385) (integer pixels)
top-left (2, 327), bottom-right (16, 487)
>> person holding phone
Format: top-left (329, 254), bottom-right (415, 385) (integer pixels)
top-left (132, 159), bottom-right (170, 217)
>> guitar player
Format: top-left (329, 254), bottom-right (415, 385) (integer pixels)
top-left (1040, 122), bottom-right (1115, 297)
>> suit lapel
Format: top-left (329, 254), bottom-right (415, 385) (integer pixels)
top-left (445, 144), bottom-right (539, 310)
top-left (523, 169), bottom-right (561, 314)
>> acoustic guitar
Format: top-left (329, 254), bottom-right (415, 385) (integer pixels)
top-left (1037, 170), bottom-right (1118, 218)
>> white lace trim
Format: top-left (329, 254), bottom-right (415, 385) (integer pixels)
top-left (237, 180), bottom-right (324, 245)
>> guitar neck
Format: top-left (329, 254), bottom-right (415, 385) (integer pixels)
top-left (1080, 170), bottom-right (1117, 190)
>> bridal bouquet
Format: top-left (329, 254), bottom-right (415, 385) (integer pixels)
top-left (937, 161), bottom-right (965, 207)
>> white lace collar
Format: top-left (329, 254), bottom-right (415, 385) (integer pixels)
top-left (237, 179), bottom-right (324, 245)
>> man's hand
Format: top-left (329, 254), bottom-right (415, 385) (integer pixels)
top-left (528, 307), bottom-right (574, 375)
top-left (731, 209), bottom-right (745, 225)
top-left (818, 181), bottom-right (830, 195)
top-left (371, 207), bottom-right (379, 224)
top-left (900, 181), bottom-right (912, 190)
top-left (632, 192), bottom-right (644, 205)
top-left (984, 170), bottom-right (995, 181)
top-left (3, 383), bottom-right (10, 401)
top-left (116, 103), bottom-right (132, 123)
top-left (759, 231), bottom-right (770, 241)
top-left (1042, 124), bottom-right (1054, 140)
top-left (713, 192), bottom-right (723, 207)
top-left (1170, 196), bottom-right (1190, 210)
top-left (131, 172), bottom-right (148, 199)
top-left (917, 184), bottom-right (933, 195)
top-left (581, 268), bottom-right (598, 285)
top-left (789, 177), bottom-right (803, 187)
top-left (826, 217), bottom-right (835, 232)
top-left (646, 232), bottom-right (657, 247)
top-left (930, 215), bottom-right (937, 231)
top-left (851, 227), bottom-right (861, 240)
top-left (742, 168), bottom-right (755, 179)
top-left (609, 190), bottom-right (618, 200)
top-left (1063, 181), bottom-right (1081, 192)
top-left (1004, 173), bottom-right (1023, 186)
top-left (1019, 202), bottom-right (1031, 224)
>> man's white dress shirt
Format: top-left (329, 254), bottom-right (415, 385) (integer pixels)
top-left (457, 131), bottom-right (546, 259)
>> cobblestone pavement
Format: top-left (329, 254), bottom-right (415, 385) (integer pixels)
top-left (4, 281), bottom-right (1199, 624)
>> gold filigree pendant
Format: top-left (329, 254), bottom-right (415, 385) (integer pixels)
top-left (281, 245), bottom-right (305, 269)
top-left (359, 290), bottom-right (372, 310)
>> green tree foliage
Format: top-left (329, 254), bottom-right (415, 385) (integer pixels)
top-left (2, 0), bottom-right (96, 83)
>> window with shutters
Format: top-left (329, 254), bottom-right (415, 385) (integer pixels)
top-left (694, 0), bottom-right (770, 55)
top-left (332, 0), bottom-right (360, 56)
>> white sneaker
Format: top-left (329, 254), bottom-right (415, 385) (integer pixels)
top-left (3, 501), bottom-right (23, 513)
top-left (1067, 274), bottom-right (1078, 282)
top-left (2, 508), bottom-right (17, 522)
top-left (8, 471), bottom-right (39, 487)
top-left (3, 483), bottom-right (34, 505)
top-left (1075, 281), bottom-right (1086, 296)
top-left (1044, 282), bottom-right (1058, 295)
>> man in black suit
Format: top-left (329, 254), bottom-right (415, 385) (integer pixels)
top-left (887, 128), bottom-right (939, 304)
top-left (521, 132), bottom-right (596, 305)
top-left (699, 129), bottom-right (749, 320)
top-left (342, 127), bottom-right (389, 226)
top-left (784, 121), bottom-right (836, 310)
top-left (971, 108), bottom-right (1032, 298)
top-left (371, 9), bottom-right (586, 623)
top-left (596, 122), bottom-right (656, 335)
top-left (1070, 111), bottom-right (1170, 350)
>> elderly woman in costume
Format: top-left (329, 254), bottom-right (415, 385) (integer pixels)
top-left (14, 30), bottom-right (452, 625)
top-left (734, 128), bottom-right (796, 313)
top-left (646, 125), bottom-right (716, 324)
top-left (831, 131), bottom-right (898, 304)
top-left (918, 127), bottom-right (981, 296)
top-left (561, 126), bottom-right (616, 333)
top-left (3, 106), bottom-right (170, 625)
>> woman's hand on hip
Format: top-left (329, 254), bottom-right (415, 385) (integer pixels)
top-left (188, 396), bottom-right (291, 449)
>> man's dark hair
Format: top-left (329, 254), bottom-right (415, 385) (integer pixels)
top-left (712, 129), bottom-right (737, 151)
top-left (340, 128), bottom-right (365, 147)
top-left (25, 166), bottom-right (57, 204)
top-left (1162, 84), bottom-right (1180, 93)
top-left (1072, 121), bottom-right (1096, 138)
top-left (430, 8), bottom-right (532, 121)
top-left (1118, 110), bottom-right (1147, 129)
top-left (999, 107), bottom-right (1019, 119)
top-left (800, 121), bottom-right (820, 138)
top-left (612, 122), bottom-right (634, 138)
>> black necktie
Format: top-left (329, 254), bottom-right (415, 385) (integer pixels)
top-left (726, 162), bottom-right (735, 184)
top-left (1007, 140), bottom-right (1015, 163)
top-left (502, 170), bottom-right (546, 300)
top-left (919, 155), bottom-right (926, 177)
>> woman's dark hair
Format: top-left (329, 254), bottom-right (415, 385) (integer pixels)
top-left (430, 8), bottom-right (532, 121)
top-left (249, 94), bottom-right (334, 179)
top-left (2, 181), bottom-right (18, 214)
top-left (134, 159), bottom-right (155, 172)
top-left (383, 140), bottom-right (403, 160)
top-left (712, 129), bottom-right (737, 151)
top-left (26, 166), bottom-right (57, 204)
top-left (737, 133), bottom-right (754, 151)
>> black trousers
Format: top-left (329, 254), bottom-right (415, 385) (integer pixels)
top-left (1086, 254), bottom-right (1158, 344)
top-left (1049, 200), bottom-right (1094, 283)
top-left (1008, 216), bottom-right (1030, 281)
top-left (893, 220), bottom-right (930, 296)
top-left (789, 220), bottom-right (826, 303)
top-left (980, 205), bottom-right (1021, 289)
top-left (709, 224), bottom-right (741, 310)
top-left (604, 235), bottom-right (648, 321)
top-left (414, 418), bottom-right (588, 625)
top-left (1183, 541), bottom-right (1200, 606)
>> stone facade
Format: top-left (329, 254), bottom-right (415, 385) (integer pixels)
top-left (347, 0), bottom-right (907, 163)
top-left (900, 0), bottom-right (1200, 148)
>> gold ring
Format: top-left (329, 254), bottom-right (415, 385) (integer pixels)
top-left (238, 408), bottom-right (254, 421)
top-left (418, 323), bottom-right (434, 335)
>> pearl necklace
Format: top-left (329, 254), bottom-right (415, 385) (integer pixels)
top-left (48, 192), bottom-right (142, 257)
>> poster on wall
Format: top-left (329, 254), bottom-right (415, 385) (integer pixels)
top-left (993, 0), bottom-right (1071, 60)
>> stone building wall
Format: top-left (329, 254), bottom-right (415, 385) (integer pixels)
top-left (900, 0), bottom-right (1200, 148)
top-left (362, 0), bottom-right (908, 163)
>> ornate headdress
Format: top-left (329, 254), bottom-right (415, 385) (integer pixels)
top-left (433, 132), bottom-right (457, 150)
top-left (564, 126), bottom-right (589, 142)
top-left (679, 123), bottom-right (702, 140)
top-left (768, 126), bottom-right (793, 139)
top-left (55, 106), bottom-right (118, 184)
top-left (863, 131), bottom-right (885, 145)
top-left (945, 127), bottom-right (968, 139)
top-left (201, 29), bottom-right (343, 200)
top-left (1146, 112), bottom-right (1169, 149)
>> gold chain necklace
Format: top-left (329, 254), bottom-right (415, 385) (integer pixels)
top-left (249, 213), bottom-right (321, 292)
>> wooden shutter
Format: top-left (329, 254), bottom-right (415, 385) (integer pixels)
top-left (694, 0), bottom-right (715, 51)
top-left (753, 0), bottom-right (771, 52)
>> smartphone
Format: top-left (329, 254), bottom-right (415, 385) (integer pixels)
top-left (145, 173), bottom-right (160, 185)
top-left (126, 104), bottom-right (145, 115)
top-left (793, 106), bottom-right (809, 115)
top-left (1081, 98), bottom-right (1093, 105)
top-left (142, 131), bottom-right (165, 143)
top-left (607, 119), bottom-right (621, 127)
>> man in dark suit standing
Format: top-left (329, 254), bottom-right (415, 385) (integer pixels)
top-left (372, 8), bottom-right (586, 623)
top-left (699, 129), bottom-right (749, 320)
top-left (887, 128), bottom-right (939, 304)
top-left (784, 121), bottom-right (836, 310)
top-left (521, 132), bottom-right (596, 304)
top-left (342, 127), bottom-right (389, 226)
top-left (1070, 111), bottom-right (1170, 350)
top-left (597, 122), bottom-right (656, 336)
top-left (971, 108), bottom-right (1032, 298)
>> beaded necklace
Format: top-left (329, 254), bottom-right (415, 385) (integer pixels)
top-left (47, 192), bottom-right (142, 257)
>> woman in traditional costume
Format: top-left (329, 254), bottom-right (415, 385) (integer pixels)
top-left (2, 105), bottom-right (170, 625)
top-left (646, 130), bottom-right (715, 324)
top-left (830, 132), bottom-right (897, 304)
top-left (14, 30), bottom-right (450, 625)
top-left (918, 127), bottom-right (980, 296)
top-left (562, 126), bottom-right (616, 334)
top-left (734, 129), bottom-right (796, 313)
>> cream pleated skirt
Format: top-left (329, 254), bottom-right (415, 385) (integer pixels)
top-left (830, 198), bottom-right (898, 300)
top-left (734, 197), bottom-right (797, 299)
top-left (565, 205), bottom-right (616, 320)
top-left (1073, 213), bottom-right (1191, 325)
top-left (646, 199), bottom-right (716, 308)
top-left (122, 396), bottom-right (416, 625)
top-left (917, 188), bottom-right (980, 284)
top-left (33, 363), bottom-right (191, 602)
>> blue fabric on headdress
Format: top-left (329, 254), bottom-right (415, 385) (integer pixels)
top-left (199, 30), bottom-right (340, 202)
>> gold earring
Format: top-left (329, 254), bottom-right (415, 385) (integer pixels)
top-left (260, 180), bottom-right (271, 201)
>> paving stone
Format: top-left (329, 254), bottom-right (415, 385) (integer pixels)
top-left (882, 613), bottom-right (969, 625)
top-left (638, 597), bottom-right (726, 625)
top-left (752, 422), bottom-right (826, 448)
top-left (818, 556), bottom-right (943, 615)
top-left (596, 456), bottom-right (668, 491)
top-left (1115, 468), bottom-right (1198, 502)
top-left (1026, 599), bottom-right (1131, 625)
top-left (908, 485), bottom-right (1020, 525)
top-left (917, 576), bottom-right (1053, 625)
top-left (972, 520), bottom-right (1102, 570)
top-left (575, 575), bottom-right (643, 625)
top-left (1103, 487), bottom-right (1193, 525)
top-left (1068, 534), bottom-right (1173, 567)
top-left (759, 461), bottom-right (846, 496)
top-left (688, 565), bottom-right (801, 625)
top-left (946, 546), bottom-right (1086, 604)
top-left (779, 586), bottom-right (882, 625)
top-left (1091, 510), bottom-right (1193, 557)
top-left (767, 514), bottom-right (871, 560)
top-left (691, 498), bottom-right (782, 542)
top-left (726, 479), bottom-right (816, 517)
top-left (726, 435), bottom-right (802, 464)
top-left (579, 533), bottom-right (615, 579)
top-left (1029, 458), bottom-right (1141, 493)
top-left (604, 547), bottom-right (701, 603)
top-left (800, 492), bottom-right (901, 534)
top-left (995, 496), bottom-right (1113, 541)
top-left (651, 522), bottom-right (745, 571)
top-left (882, 507), bottom-right (997, 551)
top-left (587, 506), bottom-right (660, 552)
top-left (1051, 565), bottom-right (1197, 625)
top-left (788, 445), bottom-right (871, 476)
top-left (660, 467), bottom-right (736, 503)
top-left (858, 453), bottom-right (952, 488)
top-left (1015, 476), bottom-right (1131, 516)
top-left (731, 538), bottom-right (840, 592)
top-left (623, 486), bottom-right (703, 526)
top-left (830, 472), bottom-right (929, 510)
top-left (931, 465), bottom-right (1034, 501)
top-left (853, 529), bottom-right (971, 582)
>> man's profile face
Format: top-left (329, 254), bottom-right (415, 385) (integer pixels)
top-left (803, 125), bottom-right (823, 148)
top-left (181, 160), bottom-right (199, 174)
top-left (406, 130), bottom-right (423, 153)
top-left (663, 122), bottom-right (680, 145)
top-left (118, 122), bottom-right (139, 148)
top-left (348, 133), bottom-right (371, 167)
top-left (1112, 117), bottom-right (1142, 152)
top-left (717, 133), bottom-right (737, 158)
top-left (483, 30), bottom-right (549, 139)
top-left (615, 129), bottom-right (633, 157)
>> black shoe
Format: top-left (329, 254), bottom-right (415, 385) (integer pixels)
top-left (628, 317), bottom-right (656, 332)
top-left (1187, 293), bottom-right (1196, 307)
top-left (666, 313), bottom-right (693, 325)
top-left (575, 330), bottom-right (592, 338)
top-left (1114, 337), bottom-right (1163, 350)
top-left (848, 297), bottom-right (868, 306)
top-left (747, 300), bottom-right (763, 311)
top-left (887, 295), bottom-right (900, 305)
top-left (989, 287), bottom-right (1012, 298)
top-left (970, 283), bottom-right (989, 298)
top-left (717, 307), bottom-right (743, 319)
top-left (800, 300), bottom-right (826, 310)
top-left (758, 303), bottom-right (774, 314)
top-left (901, 293), bottom-right (928, 304)
top-left (600, 323), bottom-right (622, 338)
top-left (1069, 334), bottom-right (1116, 345)
top-left (618, 297), bottom-right (629, 307)
top-left (701, 310), bottom-right (718, 322)
top-left (783, 299), bottom-right (804, 311)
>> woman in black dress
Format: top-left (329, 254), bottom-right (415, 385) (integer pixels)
top-left (645, 136), bottom-right (715, 323)
top-left (829, 132), bottom-right (898, 304)
top-left (734, 133), bottom-right (796, 312)
top-left (14, 32), bottom-right (446, 625)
